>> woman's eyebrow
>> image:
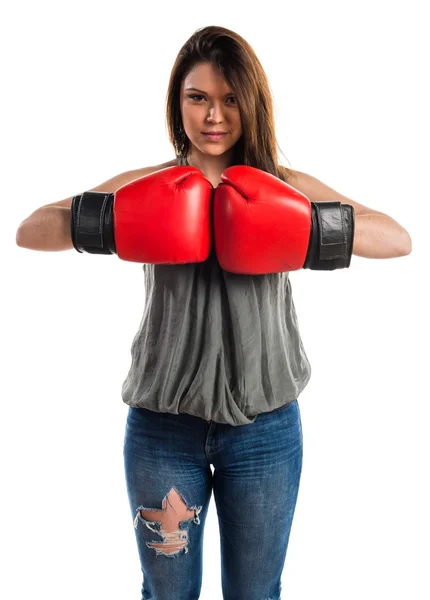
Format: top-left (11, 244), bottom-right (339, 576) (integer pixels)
top-left (185, 87), bottom-right (234, 96)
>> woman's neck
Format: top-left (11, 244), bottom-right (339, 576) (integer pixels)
top-left (180, 150), bottom-right (235, 187)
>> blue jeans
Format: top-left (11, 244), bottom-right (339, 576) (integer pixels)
top-left (123, 399), bottom-right (303, 600)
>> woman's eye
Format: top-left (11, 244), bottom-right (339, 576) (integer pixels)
top-left (188, 95), bottom-right (236, 104)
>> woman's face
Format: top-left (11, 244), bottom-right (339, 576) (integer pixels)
top-left (180, 62), bottom-right (242, 157)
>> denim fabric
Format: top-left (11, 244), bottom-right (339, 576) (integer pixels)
top-left (123, 398), bottom-right (303, 600)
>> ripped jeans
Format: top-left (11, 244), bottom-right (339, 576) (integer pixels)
top-left (123, 399), bottom-right (303, 600)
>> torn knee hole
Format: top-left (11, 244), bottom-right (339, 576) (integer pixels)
top-left (133, 487), bottom-right (202, 556)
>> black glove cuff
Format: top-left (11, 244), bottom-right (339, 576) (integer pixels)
top-left (303, 202), bottom-right (355, 270)
top-left (70, 191), bottom-right (116, 255)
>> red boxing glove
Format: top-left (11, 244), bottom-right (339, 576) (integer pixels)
top-left (71, 166), bottom-right (213, 264)
top-left (213, 165), bottom-right (354, 275)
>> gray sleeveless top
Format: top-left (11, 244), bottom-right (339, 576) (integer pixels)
top-left (121, 157), bottom-right (312, 426)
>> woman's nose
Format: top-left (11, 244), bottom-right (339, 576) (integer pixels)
top-left (207, 104), bottom-right (225, 122)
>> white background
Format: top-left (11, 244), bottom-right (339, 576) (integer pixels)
top-left (2, 1), bottom-right (429, 599)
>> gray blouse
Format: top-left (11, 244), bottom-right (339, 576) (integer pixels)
top-left (121, 157), bottom-right (312, 426)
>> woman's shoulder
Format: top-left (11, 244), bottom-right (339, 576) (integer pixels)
top-left (141, 158), bottom-right (178, 175)
top-left (277, 164), bottom-right (299, 185)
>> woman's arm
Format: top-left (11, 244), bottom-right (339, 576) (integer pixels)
top-left (291, 171), bottom-right (412, 258)
top-left (15, 166), bottom-right (157, 251)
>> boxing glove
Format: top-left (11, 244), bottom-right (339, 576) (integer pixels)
top-left (213, 165), bottom-right (355, 275)
top-left (71, 165), bottom-right (213, 264)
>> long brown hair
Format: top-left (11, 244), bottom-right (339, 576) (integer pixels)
top-left (165, 25), bottom-right (297, 185)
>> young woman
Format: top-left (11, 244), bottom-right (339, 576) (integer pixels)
top-left (16, 24), bottom-right (411, 600)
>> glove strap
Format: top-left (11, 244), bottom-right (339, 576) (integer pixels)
top-left (71, 191), bottom-right (116, 254)
top-left (303, 202), bottom-right (355, 270)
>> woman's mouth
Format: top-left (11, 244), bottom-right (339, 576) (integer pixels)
top-left (202, 132), bottom-right (228, 141)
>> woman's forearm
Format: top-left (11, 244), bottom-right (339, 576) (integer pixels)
top-left (352, 213), bottom-right (412, 259)
top-left (16, 206), bottom-right (73, 252)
